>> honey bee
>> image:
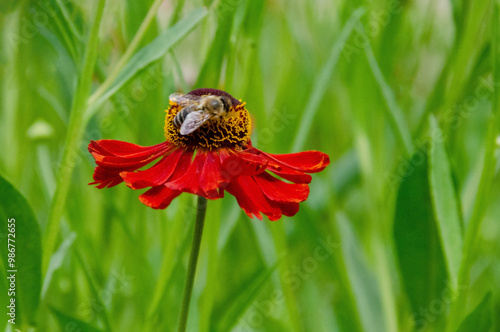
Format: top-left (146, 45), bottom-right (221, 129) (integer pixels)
top-left (169, 93), bottom-right (232, 135)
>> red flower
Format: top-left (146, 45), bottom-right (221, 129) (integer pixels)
top-left (89, 89), bottom-right (329, 221)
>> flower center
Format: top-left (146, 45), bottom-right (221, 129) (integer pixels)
top-left (164, 99), bottom-right (252, 150)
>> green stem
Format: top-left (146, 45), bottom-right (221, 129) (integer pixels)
top-left (41, 0), bottom-right (106, 275)
top-left (177, 196), bottom-right (208, 332)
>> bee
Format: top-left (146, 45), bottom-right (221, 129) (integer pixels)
top-left (169, 93), bottom-right (232, 135)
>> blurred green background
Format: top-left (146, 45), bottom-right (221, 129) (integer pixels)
top-left (0, 0), bottom-right (499, 331)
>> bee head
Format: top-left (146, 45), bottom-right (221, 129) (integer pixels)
top-left (206, 97), bottom-right (223, 112)
top-left (220, 96), bottom-right (232, 112)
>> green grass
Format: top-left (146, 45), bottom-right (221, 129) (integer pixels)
top-left (0, 0), bottom-right (499, 331)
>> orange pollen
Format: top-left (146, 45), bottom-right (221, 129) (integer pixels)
top-left (164, 101), bottom-right (252, 150)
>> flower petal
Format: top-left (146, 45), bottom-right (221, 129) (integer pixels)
top-left (254, 172), bottom-right (309, 203)
top-left (233, 148), bottom-right (316, 183)
top-left (120, 148), bottom-right (184, 189)
top-left (226, 176), bottom-right (282, 221)
top-left (89, 167), bottom-right (124, 189)
top-left (244, 147), bottom-right (330, 173)
top-left (139, 185), bottom-right (182, 209)
top-left (221, 150), bottom-right (268, 177)
top-left (165, 151), bottom-right (204, 195)
top-left (199, 152), bottom-right (227, 199)
top-left (89, 139), bottom-right (168, 156)
top-left (275, 201), bottom-right (300, 217)
top-left (88, 140), bottom-right (172, 188)
top-left (89, 140), bottom-right (171, 168)
top-left (266, 166), bottom-right (312, 184)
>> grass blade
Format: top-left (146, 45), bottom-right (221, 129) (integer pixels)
top-left (146, 202), bottom-right (192, 322)
top-left (88, 7), bottom-right (208, 111)
top-left (195, 0), bottom-right (240, 88)
top-left (456, 292), bottom-right (494, 332)
top-left (73, 246), bottom-right (113, 331)
top-left (89, 0), bottom-right (164, 104)
top-left (335, 212), bottom-right (388, 332)
top-left (428, 115), bottom-right (463, 287)
top-left (214, 262), bottom-right (279, 331)
top-left (41, 233), bottom-right (76, 299)
top-left (42, 0), bottom-right (106, 276)
top-left (365, 43), bottom-right (413, 155)
top-left (49, 306), bottom-right (104, 332)
top-left (447, 2), bottom-right (500, 329)
top-left (291, 8), bottom-right (364, 152)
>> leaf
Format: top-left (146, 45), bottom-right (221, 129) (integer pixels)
top-left (0, 174), bottom-right (42, 327)
top-left (49, 306), bottom-right (104, 332)
top-left (456, 292), bottom-right (494, 332)
top-left (393, 151), bottom-right (448, 328)
top-left (428, 115), bottom-right (463, 287)
top-left (91, 7), bottom-right (208, 108)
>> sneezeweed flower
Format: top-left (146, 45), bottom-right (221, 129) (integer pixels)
top-left (88, 88), bottom-right (330, 221)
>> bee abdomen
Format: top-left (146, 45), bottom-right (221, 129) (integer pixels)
top-left (173, 108), bottom-right (190, 128)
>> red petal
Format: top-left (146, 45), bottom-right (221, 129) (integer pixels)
top-left (266, 165), bottom-right (312, 184)
top-left (200, 152), bottom-right (227, 199)
top-left (89, 167), bottom-right (124, 188)
top-left (89, 140), bottom-right (167, 156)
top-left (260, 150), bottom-right (330, 173)
top-left (120, 149), bottom-right (184, 189)
top-left (244, 147), bottom-right (330, 173)
top-left (89, 140), bottom-right (172, 168)
top-left (276, 202), bottom-right (300, 217)
top-left (231, 148), bottom-right (318, 183)
top-left (221, 151), bottom-right (268, 177)
top-left (165, 151), bottom-right (204, 195)
top-left (88, 140), bottom-right (172, 188)
top-left (139, 185), bottom-right (181, 209)
top-left (226, 176), bottom-right (282, 221)
top-left (91, 148), bottom-right (172, 170)
top-left (254, 172), bottom-right (309, 203)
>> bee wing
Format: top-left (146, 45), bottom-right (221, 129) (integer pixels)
top-left (180, 111), bottom-right (212, 135)
top-left (169, 93), bottom-right (201, 106)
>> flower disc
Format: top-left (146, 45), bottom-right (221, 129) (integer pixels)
top-left (164, 89), bottom-right (251, 150)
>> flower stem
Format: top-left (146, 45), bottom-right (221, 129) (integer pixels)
top-left (177, 195), bottom-right (207, 332)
